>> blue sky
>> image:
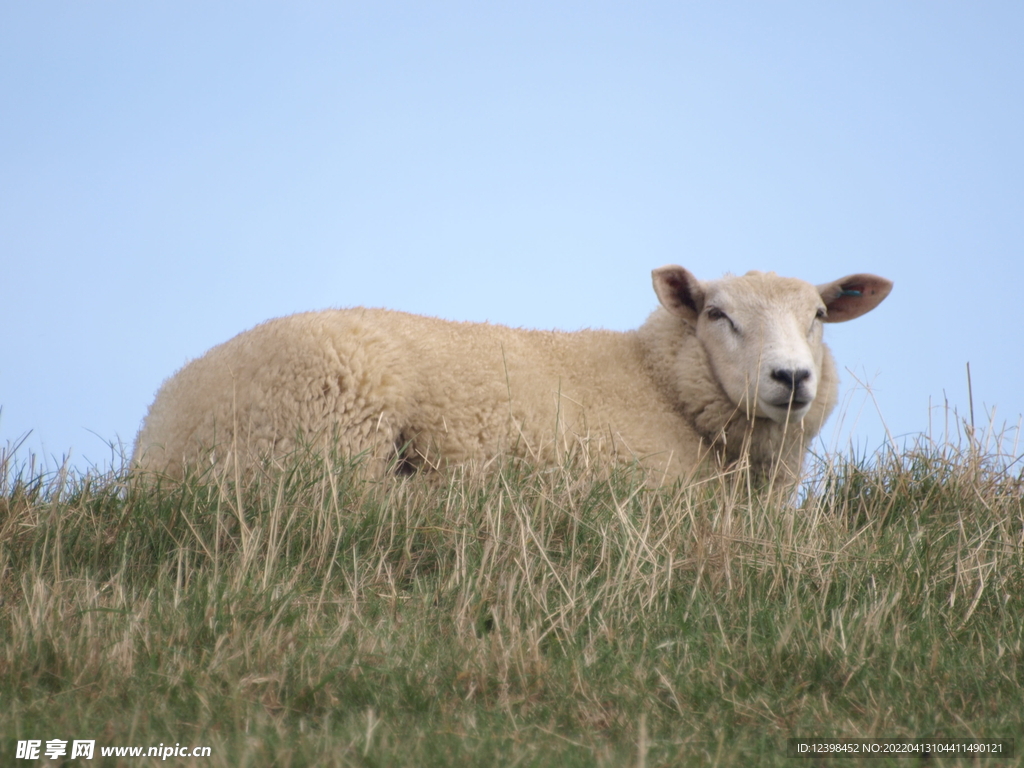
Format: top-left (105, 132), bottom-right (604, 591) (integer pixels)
top-left (3, 2), bottom-right (1022, 472)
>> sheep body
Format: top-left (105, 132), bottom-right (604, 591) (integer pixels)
top-left (133, 267), bottom-right (892, 484)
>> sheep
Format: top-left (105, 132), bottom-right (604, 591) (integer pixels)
top-left (132, 266), bottom-right (891, 486)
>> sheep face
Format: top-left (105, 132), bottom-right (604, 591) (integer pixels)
top-left (653, 266), bottom-right (892, 425)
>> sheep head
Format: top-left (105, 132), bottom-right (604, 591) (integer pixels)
top-left (653, 265), bottom-right (892, 424)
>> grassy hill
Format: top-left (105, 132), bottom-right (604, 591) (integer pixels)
top-left (1, 426), bottom-right (1021, 766)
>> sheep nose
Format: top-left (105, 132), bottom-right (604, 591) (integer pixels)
top-left (770, 368), bottom-right (811, 392)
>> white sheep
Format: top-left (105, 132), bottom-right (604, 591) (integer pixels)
top-left (132, 266), bottom-right (891, 486)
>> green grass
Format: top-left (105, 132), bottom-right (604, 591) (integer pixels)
top-left (1, 425), bottom-right (1022, 766)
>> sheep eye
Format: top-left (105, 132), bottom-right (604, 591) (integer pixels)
top-left (706, 307), bottom-right (739, 333)
top-left (815, 307), bottom-right (827, 321)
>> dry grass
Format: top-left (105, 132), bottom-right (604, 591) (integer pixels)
top-left (1, 417), bottom-right (1022, 766)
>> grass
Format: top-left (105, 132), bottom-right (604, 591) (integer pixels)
top-left (1, 420), bottom-right (1022, 766)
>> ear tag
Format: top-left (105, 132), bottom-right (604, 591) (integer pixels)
top-left (840, 289), bottom-right (862, 297)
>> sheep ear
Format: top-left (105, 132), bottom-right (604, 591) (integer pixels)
top-left (817, 274), bottom-right (893, 323)
top-left (652, 265), bottom-right (704, 322)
